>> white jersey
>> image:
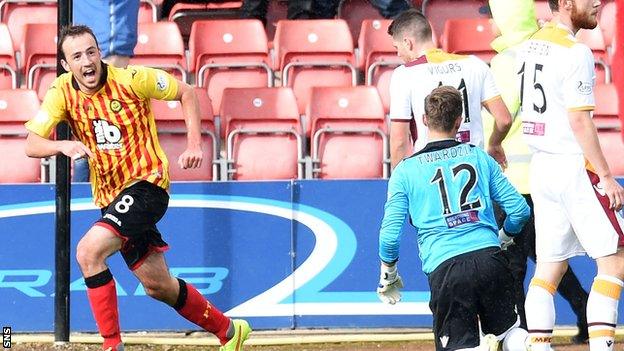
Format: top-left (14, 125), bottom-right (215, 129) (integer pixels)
top-left (389, 48), bottom-right (500, 152)
top-left (517, 22), bottom-right (595, 154)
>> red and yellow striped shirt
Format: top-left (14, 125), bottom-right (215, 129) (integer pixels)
top-left (25, 64), bottom-right (179, 207)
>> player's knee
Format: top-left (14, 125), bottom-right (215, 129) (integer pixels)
top-left (75, 239), bottom-right (98, 270)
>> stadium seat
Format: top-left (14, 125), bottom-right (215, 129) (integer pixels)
top-left (593, 83), bottom-right (619, 130)
top-left (0, 0), bottom-right (57, 53)
top-left (21, 23), bottom-right (57, 100)
top-left (0, 23), bottom-right (17, 89)
top-left (189, 19), bottom-right (273, 114)
top-left (168, 1), bottom-right (242, 42)
top-left (338, 0), bottom-right (384, 42)
top-left (576, 27), bottom-right (610, 83)
top-left (0, 89), bottom-right (42, 183)
top-left (274, 19), bottom-right (358, 114)
top-left (220, 87), bottom-right (304, 180)
top-left (422, 0), bottom-right (488, 44)
top-left (130, 22), bottom-right (187, 82)
top-left (598, 130), bottom-right (624, 176)
top-left (358, 19), bottom-right (404, 114)
top-left (599, 1), bottom-right (615, 48)
top-left (152, 88), bottom-right (218, 181)
top-left (307, 86), bottom-right (389, 179)
top-left (139, 0), bottom-right (158, 23)
top-left (441, 18), bottom-right (497, 63)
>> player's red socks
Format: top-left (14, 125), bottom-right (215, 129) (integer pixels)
top-left (85, 269), bottom-right (122, 350)
top-left (173, 278), bottom-right (231, 345)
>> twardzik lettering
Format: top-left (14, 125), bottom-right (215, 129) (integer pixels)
top-left (418, 146), bottom-right (471, 164)
top-left (427, 63), bottom-right (462, 75)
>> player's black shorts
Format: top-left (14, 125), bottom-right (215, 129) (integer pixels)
top-left (95, 181), bottom-right (170, 270)
top-left (428, 247), bottom-right (518, 351)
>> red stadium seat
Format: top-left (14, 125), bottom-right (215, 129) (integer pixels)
top-left (358, 19), bottom-right (403, 114)
top-left (422, 0), bottom-right (488, 44)
top-left (338, 0), bottom-right (384, 43)
top-left (22, 23), bottom-right (57, 100)
top-left (189, 19), bottom-right (273, 114)
top-left (577, 27), bottom-right (610, 83)
top-left (130, 22), bottom-right (187, 82)
top-left (152, 88), bottom-right (218, 181)
top-left (0, 23), bottom-right (17, 89)
top-left (307, 86), bottom-right (389, 179)
top-left (139, 0), bottom-right (158, 23)
top-left (598, 130), bottom-right (624, 176)
top-left (274, 19), bottom-right (357, 114)
top-left (0, 0), bottom-right (57, 52)
top-left (441, 18), bottom-right (497, 63)
top-left (220, 87), bottom-right (304, 180)
top-left (168, 1), bottom-right (243, 42)
top-left (599, 1), bottom-right (615, 48)
top-left (0, 89), bottom-right (42, 183)
top-left (594, 83), bottom-right (619, 130)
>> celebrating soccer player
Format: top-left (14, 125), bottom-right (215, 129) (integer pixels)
top-left (24, 25), bottom-right (251, 351)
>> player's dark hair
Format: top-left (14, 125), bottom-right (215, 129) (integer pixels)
top-left (424, 86), bottom-right (463, 133)
top-left (387, 8), bottom-right (432, 43)
top-left (548, 0), bottom-right (559, 11)
top-left (58, 25), bottom-right (99, 61)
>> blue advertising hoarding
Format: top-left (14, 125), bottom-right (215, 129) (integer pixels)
top-left (0, 180), bottom-right (616, 332)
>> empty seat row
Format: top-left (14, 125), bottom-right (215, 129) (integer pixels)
top-left (1, 83), bottom-right (621, 183)
top-left (0, 86), bottom-right (390, 183)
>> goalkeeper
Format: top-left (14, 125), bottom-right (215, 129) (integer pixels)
top-left (377, 86), bottom-right (531, 351)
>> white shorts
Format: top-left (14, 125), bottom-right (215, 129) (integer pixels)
top-left (530, 152), bottom-right (624, 262)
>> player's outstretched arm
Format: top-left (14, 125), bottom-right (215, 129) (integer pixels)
top-left (175, 81), bottom-right (203, 170)
top-left (569, 110), bottom-right (624, 211)
top-left (25, 132), bottom-right (93, 160)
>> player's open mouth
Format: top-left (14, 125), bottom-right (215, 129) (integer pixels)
top-left (83, 69), bottom-right (96, 79)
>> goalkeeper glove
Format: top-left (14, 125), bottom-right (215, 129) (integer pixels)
top-left (377, 263), bottom-right (403, 305)
top-left (498, 228), bottom-right (514, 250)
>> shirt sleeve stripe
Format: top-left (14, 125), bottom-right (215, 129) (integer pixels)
top-left (567, 105), bottom-right (594, 112)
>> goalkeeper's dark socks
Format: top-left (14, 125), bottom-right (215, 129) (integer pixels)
top-left (85, 269), bottom-right (122, 349)
top-left (174, 278), bottom-right (230, 345)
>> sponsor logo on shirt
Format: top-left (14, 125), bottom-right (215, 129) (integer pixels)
top-left (455, 130), bottom-right (470, 143)
top-left (445, 210), bottom-right (479, 228)
top-left (522, 121), bottom-right (546, 136)
top-left (576, 81), bottom-right (593, 95)
top-left (156, 73), bottom-right (168, 91)
top-left (93, 120), bottom-right (122, 150)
